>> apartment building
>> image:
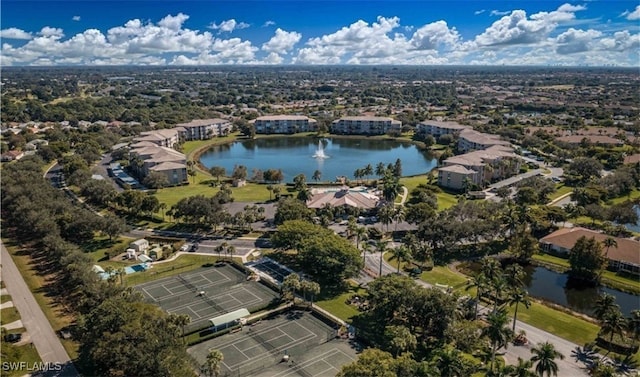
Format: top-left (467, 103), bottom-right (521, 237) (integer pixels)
top-left (251, 115), bottom-right (318, 134)
top-left (416, 120), bottom-right (469, 138)
top-left (458, 129), bottom-right (510, 152)
top-left (129, 144), bottom-right (188, 186)
top-left (331, 116), bottom-right (402, 135)
top-left (134, 129), bottom-right (180, 148)
top-left (439, 145), bottom-right (521, 189)
top-left (175, 118), bottom-right (232, 140)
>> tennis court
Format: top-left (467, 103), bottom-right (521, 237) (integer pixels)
top-left (134, 264), bottom-right (279, 331)
top-left (246, 257), bottom-right (294, 284)
top-left (189, 311), bottom-right (358, 377)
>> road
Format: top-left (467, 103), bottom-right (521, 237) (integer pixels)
top-left (1, 241), bottom-right (79, 377)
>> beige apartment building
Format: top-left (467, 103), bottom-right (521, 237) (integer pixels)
top-left (251, 115), bottom-right (318, 134)
top-left (175, 118), bottom-right (232, 140)
top-left (439, 145), bottom-right (521, 189)
top-left (331, 116), bottom-right (402, 135)
top-left (135, 129), bottom-right (180, 148)
top-left (416, 120), bottom-right (469, 138)
top-left (458, 129), bottom-right (510, 152)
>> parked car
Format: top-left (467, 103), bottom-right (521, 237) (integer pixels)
top-left (4, 333), bottom-right (22, 343)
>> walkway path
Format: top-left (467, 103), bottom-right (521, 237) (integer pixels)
top-left (397, 186), bottom-right (409, 206)
top-left (1, 241), bottom-right (79, 377)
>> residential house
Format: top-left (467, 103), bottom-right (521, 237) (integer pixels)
top-left (437, 164), bottom-right (477, 191)
top-left (331, 116), bottom-right (402, 135)
top-left (129, 145), bottom-right (188, 186)
top-left (1, 150), bottom-right (25, 162)
top-left (175, 118), bottom-right (232, 140)
top-left (251, 115), bottom-right (318, 134)
top-left (129, 239), bottom-right (150, 254)
top-left (623, 154), bottom-right (640, 165)
top-left (306, 187), bottom-right (380, 210)
top-left (540, 227), bottom-right (640, 276)
top-left (556, 135), bottom-right (624, 146)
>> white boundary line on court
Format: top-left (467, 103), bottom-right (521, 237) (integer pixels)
top-left (268, 348), bottom-right (357, 377)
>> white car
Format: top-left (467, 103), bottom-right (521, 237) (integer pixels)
top-left (180, 243), bottom-right (191, 252)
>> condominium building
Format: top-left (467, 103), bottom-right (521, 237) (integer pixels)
top-left (458, 129), bottom-right (510, 152)
top-left (439, 145), bottom-right (521, 189)
top-left (251, 115), bottom-right (318, 134)
top-left (331, 116), bottom-right (402, 135)
top-left (129, 145), bottom-right (188, 186)
top-left (175, 118), bottom-right (232, 140)
top-left (134, 129), bottom-right (180, 148)
top-left (416, 120), bottom-right (469, 138)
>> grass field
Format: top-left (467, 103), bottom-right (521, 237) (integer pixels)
top-left (609, 189), bottom-right (640, 205)
top-left (549, 184), bottom-right (573, 201)
top-left (4, 344), bottom-right (42, 377)
top-left (398, 175), bottom-right (458, 211)
top-left (315, 285), bottom-right (365, 322)
top-left (0, 307), bottom-right (20, 325)
top-left (124, 254), bottom-right (224, 286)
top-left (1, 295), bottom-right (11, 304)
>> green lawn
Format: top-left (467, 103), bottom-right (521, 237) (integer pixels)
top-left (124, 254), bottom-right (225, 286)
top-left (609, 189), bottom-right (640, 205)
top-left (420, 266), bottom-right (470, 291)
top-left (507, 299), bottom-right (600, 346)
top-left (182, 134), bottom-right (238, 157)
top-left (436, 191), bottom-right (459, 211)
top-left (0, 307), bottom-right (20, 325)
top-left (315, 286), bottom-right (365, 322)
top-left (1, 294), bottom-right (11, 304)
top-left (4, 343), bottom-right (42, 377)
top-left (399, 175), bottom-right (428, 195)
top-left (154, 179), bottom-right (271, 210)
top-left (549, 184), bottom-right (573, 201)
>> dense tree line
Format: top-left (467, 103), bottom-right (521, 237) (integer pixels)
top-left (1, 156), bottom-right (194, 376)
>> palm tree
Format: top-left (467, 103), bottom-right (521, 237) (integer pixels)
top-left (602, 236), bottom-right (617, 259)
top-left (593, 293), bottom-right (620, 321)
top-left (600, 309), bottom-right (626, 352)
top-left (434, 347), bottom-right (468, 377)
top-left (627, 309), bottom-right (640, 347)
top-left (508, 288), bottom-right (532, 331)
top-left (300, 280), bottom-right (320, 307)
top-left (388, 245), bottom-right (412, 273)
top-left (266, 184), bottom-right (273, 200)
top-left (312, 169), bottom-right (322, 183)
top-left (393, 205), bottom-right (405, 233)
top-left (158, 202), bottom-right (167, 221)
top-left (354, 226), bottom-right (367, 251)
top-left (466, 273), bottom-right (489, 319)
top-left (508, 357), bottom-right (536, 377)
top-left (203, 349), bottom-right (224, 377)
top-left (174, 314), bottom-right (190, 339)
top-left (226, 245), bottom-right (236, 261)
top-left (375, 162), bottom-right (386, 178)
top-left (375, 240), bottom-right (389, 277)
top-left (378, 203), bottom-right (394, 233)
top-left (530, 341), bottom-right (565, 377)
top-left (363, 163), bottom-right (373, 184)
top-left (353, 168), bottom-right (363, 185)
top-left (482, 309), bottom-right (514, 372)
top-left (504, 263), bottom-right (526, 289)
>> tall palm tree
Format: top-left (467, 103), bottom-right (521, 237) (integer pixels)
top-left (375, 240), bottom-right (389, 277)
top-left (393, 205), bottom-right (405, 233)
top-left (600, 309), bottom-right (626, 352)
top-left (203, 349), bottom-right (224, 377)
top-left (530, 341), bottom-right (565, 377)
top-left (508, 288), bottom-right (532, 331)
top-left (602, 236), bottom-right (617, 262)
top-left (363, 164), bottom-right (374, 184)
top-left (482, 309), bottom-right (514, 372)
top-left (173, 314), bottom-right (190, 339)
top-left (504, 263), bottom-right (526, 289)
top-left (378, 203), bottom-right (394, 233)
top-left (388, 245), bottom-right (412, 273)
top-left (434, 347), bottom-right (468, 377)
top-left (593, 293), bottom-right (620, 322)
top-left (312, 169), bottom-right (322, 183)
top-left (354, 226), bottom-right (367, 251)
top-left (375, 162), bottom-right (386, 178)
top-left (627, 309), bottom-right (640, 347)
top-left (466, 273), bottom-right (489, 319)
top-left (508, 357), bottom-right (536, 377)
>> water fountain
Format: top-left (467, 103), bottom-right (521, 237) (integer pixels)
top-left (313, 140), bottom-right (328, 159)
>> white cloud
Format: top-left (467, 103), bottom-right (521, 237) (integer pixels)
top-left (410, 21), bottom-right (460, 50)
top-left (0, 27), bottom-right (33, 40)
top-left (208, 19), bottom-right (250, 33)
top-left (490, 10), bottom-right (510, 16)
top-left (623, 5), bottom-right (640, 20)
top-left (263, 20), bottom-right (276, 27)
top-left (157, 13), bottom-right (189, 31)
top-left (72, 16), bottom-right (81, 22)
top-left (39, 27), bottom-right (64, 38)
top-left (475, 10), bottom-right (486, 15)
top-left (262, 28), bottom-right (301, 53)
top-left (263, 52), bottom-right (283, 64)
top-left (555, 28), bottom-right (602, 54)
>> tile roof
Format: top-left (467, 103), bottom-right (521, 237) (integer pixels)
top-left (438, 165), bottom-right (477, 174)
top-left (176, 118), bottom-right (230, 127)
top-left (306, 188), bottom-right (380, 209)
top-left (540, 227), bottom-right (640, 266)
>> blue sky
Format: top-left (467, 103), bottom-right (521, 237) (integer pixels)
top-left (1, 1), bottom-right (639, 66)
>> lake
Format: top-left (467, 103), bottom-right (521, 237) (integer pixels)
top-left (524, 265), bottom-right (638, 316)
top-left (199, 137), bottom-right (438, 182)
